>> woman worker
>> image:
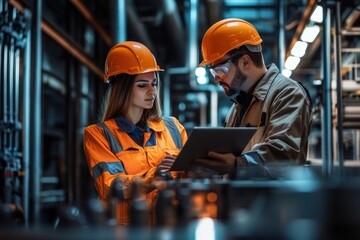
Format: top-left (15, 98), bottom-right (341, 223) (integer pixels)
top-left (83, 41), bottom-right (187, 226)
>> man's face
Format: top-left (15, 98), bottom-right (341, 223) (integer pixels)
top-left (212, 58), bottom-right (247, 96)
top-left (228, 66), bottom-right (248, 95)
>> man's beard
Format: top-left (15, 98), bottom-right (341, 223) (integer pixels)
top-left (224, 67), bottom-right (247, 96)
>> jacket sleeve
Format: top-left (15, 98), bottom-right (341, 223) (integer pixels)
top-left (246, 81), bottom-right (312, 165)
top-left (83, 125), bottom-right (159, 201)
top-left (166, 117), bottom-right (189, 179)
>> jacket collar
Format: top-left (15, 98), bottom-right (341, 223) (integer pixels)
top-left (231, 63), bottom-right (279, 104)
top-left (113, 116), bottom-right (167, 133)
top-left (114, 115), bottom-right (151, 133)
top-left (252, 63), bottom-right (279, 101)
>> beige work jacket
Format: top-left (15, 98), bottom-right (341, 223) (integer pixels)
top-left (225, 64), bottom-right (312, 165)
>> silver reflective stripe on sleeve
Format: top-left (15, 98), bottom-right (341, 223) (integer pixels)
top-left (97, 122), bottom-right (123, 153)
top-left (92, 162), bottom-right (125, 179)
top-left (163, 116), bottom-right (182, 149)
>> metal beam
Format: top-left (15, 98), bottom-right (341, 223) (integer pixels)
top-left (321, 3), bottom-right (332, 178)
top-left (29, 0), bottom-right (42, 226)
top-left (70, 0), bottom-right (112, 45)
top-left (286, 0), bottom-right (317, 59)
top-left (9, 0), bottom-right (104, 79)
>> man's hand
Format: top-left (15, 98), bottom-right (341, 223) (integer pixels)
top-left (194, 151), bottom-right (236, 175)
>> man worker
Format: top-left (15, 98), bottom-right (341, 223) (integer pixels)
top-left (194, 18), bottom-right (312, 176)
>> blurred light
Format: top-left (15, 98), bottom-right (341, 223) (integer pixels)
top-left (197, 93), bottom-right (208, 104)
top-left (301, 25), bottom-right (320, 43)
top-left (196, 76), bottom-right (208, 85)
top-left (285, 56), bottom-right (300, 71)
top-left (178, 102), bottom-right (186, 111)
top-left (207, 192), bottom-right (217, 203)
top-left (313, 79), bottom-right (322, 85)
top-left (195, 217), bottom-right (215, 240)
top-left (195, 67), bottom-right (206, 77)
top-left (282, 69), bottom-right (292, 78)
top-left (310, 5), bottom-right (323, 23)
top-left (291, 41), bottom-right (308, 58)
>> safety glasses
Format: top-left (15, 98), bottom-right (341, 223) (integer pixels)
top-left (208, 52), bottom-right (244, 79)
top-left (208, 59), bottom-right (233, 79)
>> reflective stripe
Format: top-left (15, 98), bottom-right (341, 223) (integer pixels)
top-left (92, 162), bottom-right (125, 179)
top-left (162, 116), bottom-right (182, 149)
top-left (97, 122), bottom-right (123, 153)
top-left (100, 117), bottom-right (182, 151)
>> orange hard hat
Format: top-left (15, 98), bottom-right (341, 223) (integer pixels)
top-left (199, 18), bottom-right (263, 67)
top-left (104, 41), bottom-right (163, 82)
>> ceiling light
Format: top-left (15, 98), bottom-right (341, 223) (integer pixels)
top-left (313, 79), bottom-right (322, 85)
top-left (196, 76), bottom-right (208, 85)
top-left (310, 5), bottom-right (323, 23)
top-left (300, 25), bottom-right (320, 43)
top-left (291, 41), bottom-right (308, 57)
top-left (282, 69), bottom-right (292, 78)
top-left (285, 56), bottom-right (301, 70)
top-left (195, 67), bottom-right (206, 77)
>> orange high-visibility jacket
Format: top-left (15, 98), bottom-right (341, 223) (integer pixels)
top-left (83, 116), bottom-right (187, 225)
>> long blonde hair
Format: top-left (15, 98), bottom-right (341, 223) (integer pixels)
top-left (99, 73), bottom-right (162, 122)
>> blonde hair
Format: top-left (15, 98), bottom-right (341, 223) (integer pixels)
top-left (99, 73), bottom-right (162, 122)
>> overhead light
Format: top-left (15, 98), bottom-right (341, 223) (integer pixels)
top-left (301, 25), bottom-right (320, 43)
top-left (195, 67), bottom-right (206, 77)
top-left (196, 76), bottom-right (208, 85)
top-left (291, 41), bottom-right (308, 57)
top-left (285, 56), bottom-right (301, 70)
top-left (195, 218), bottom-right (215, 240)
top-left (195, 67), bottom-right (208, 84)
top-left (310, 5), bottom-right (323, 23)
top-left (282, 69), bottom-right (292, 78)
top-left (313, 79), bottom-right (322, 85)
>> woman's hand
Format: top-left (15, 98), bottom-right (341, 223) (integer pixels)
top-left (156, 155), bottom-right (176, 175)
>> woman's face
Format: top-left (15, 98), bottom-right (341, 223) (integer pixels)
top-left (130, 72), bottom-right (158, 110)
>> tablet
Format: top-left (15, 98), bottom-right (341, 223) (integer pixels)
top-left (170, 127), bottom-right (257, 171)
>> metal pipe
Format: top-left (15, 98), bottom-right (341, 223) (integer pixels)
top-left (41, 22), bottom-right (103, 78)
top-left (9, 0), bottom-right (104, 79)
top-left (29, 0), bottom-right (42, 226)
top-left (70, 0), bottom-right (112, 46)
top-left (1, 1), bottom-right (9, 152)
top-left (334, 0), bottom-right (344, 175)
top-left (162, 0), bottom-right (185, 64)
top-left (162, 0), bottom-right (196, 117)
top-left (111, 0), bottom-right (126, 44)
top-left (188, 0), bottom-right (198, 73)
top-left (321, 3), bottom-right (333, 178)
top-left (8, 8), bottom-right (15, 154)
top-left (163, 67), bottom-right (189, 116)
top-left (188, 0), bottom-right (221, 126)
top-left (1, 0), bottom-right (10, 205)
top-left (22, 8), bottom-right (31, 227)
top-left (164, 0), bottom-right (222, 126)
top-left (0, 0), bottom-right (3, 152)
top-left (14, 10), bottom-right (21, 153)
top-left (278, 0), bottom-right (285, 71)
top-left (126, 0), bottom-right (153, 50)
top-left (210, 90), bottom-right (218, 127)
top-left (12, 9), bottom-right (23, 210)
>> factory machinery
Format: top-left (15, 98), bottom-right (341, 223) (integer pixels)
top-left (1, 1), bottom-right (360, 239)
top-left (1, 166), bottom-right (360, 240)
